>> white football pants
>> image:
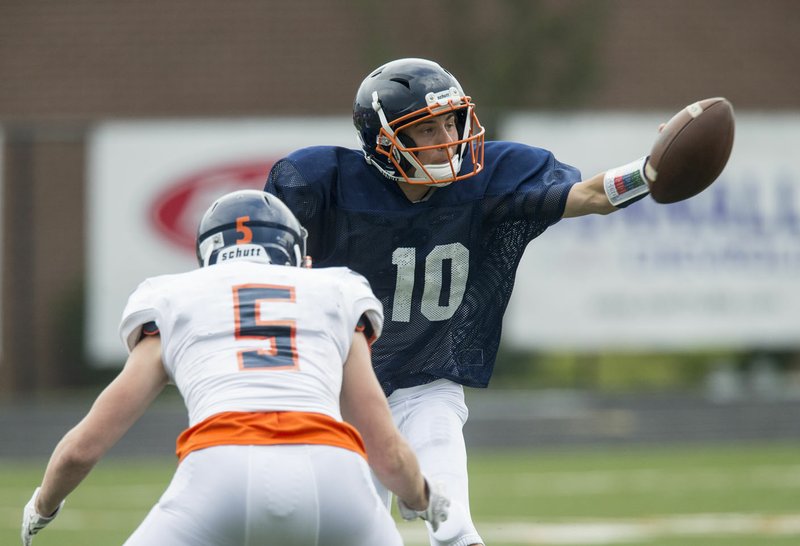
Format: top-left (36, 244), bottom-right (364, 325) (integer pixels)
top-left (125, 444), bottom-right (402, 546)
top-left (375, 379), bottom-right (484, 546)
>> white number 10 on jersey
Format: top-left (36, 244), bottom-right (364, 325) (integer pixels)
top-left (391, 243), bottom-right (469, 322)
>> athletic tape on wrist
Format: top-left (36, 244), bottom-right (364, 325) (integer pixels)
top-left (603, 156), bottom-right (650, 208)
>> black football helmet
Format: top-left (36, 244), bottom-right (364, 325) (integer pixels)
top-left (353, 58), bottom-right (485, 186)
top-left (196, 190), bottom-right (307, 267)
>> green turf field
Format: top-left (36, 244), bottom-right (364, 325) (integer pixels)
top-left (3, 442), bottom-right (799, 545)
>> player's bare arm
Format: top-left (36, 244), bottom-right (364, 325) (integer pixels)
top-left (35, 335), bottom-right (167, 515)
top-left (563, 171), bottom-right (617, 218)
top-left (340, 330), bottom-right (428, 510)
top-left (340, 330), bottom-right (450, 531)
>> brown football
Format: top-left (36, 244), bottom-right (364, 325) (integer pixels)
top-left (646, 97), bottom-right (735, 204)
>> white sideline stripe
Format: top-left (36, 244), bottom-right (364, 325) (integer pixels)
top-left (3, 508), bottom-right (800, 542)
top-left (399, 514), bottom-right (800, 545)
top-left (489, 465), bottom-right (800, 495)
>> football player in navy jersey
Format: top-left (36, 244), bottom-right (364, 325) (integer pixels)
top-left (265, 57), bottom-right (652, 546)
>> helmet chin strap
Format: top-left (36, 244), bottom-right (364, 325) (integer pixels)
top-left (293, 244), bottom-right (303, 267)
top-left (199, 232), bottom-right (224, 267)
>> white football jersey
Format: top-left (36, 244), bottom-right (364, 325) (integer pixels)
top-left (119, 262), bottom-right (383, 426)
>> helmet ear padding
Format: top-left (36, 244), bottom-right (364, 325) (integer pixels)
top-left (394, 132), bottom-right (418, 174)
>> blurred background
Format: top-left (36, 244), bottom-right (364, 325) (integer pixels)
top-left (1, 1), bottom-right (799, 544)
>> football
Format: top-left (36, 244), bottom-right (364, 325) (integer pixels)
top-left (646, 97), bottom-right (735, 204)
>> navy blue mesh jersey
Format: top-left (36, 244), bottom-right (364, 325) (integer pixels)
top-left (265, 141), bottom-right (580, 395)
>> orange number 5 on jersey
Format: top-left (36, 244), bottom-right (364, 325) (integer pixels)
top-left (232, 284), bottom-right (299, 371)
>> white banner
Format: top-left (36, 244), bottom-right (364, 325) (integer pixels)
top-left (87, 118), bottom-right (357, 364)
top-left (87, 114), bottom-right (800, 365)
top-left (502, 112), bottom-right (800, 350)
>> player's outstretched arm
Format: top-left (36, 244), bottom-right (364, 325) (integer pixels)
top-left (564, 97), bottom-right (732, 219)
top-left (563, 171), bottom-right (618, 218)
top-left (340, 331), bottom-right (449, 530)
top-left (21, 335), bottom-right (168, 545)
top-left (563, 156), bottom-right (651, 218)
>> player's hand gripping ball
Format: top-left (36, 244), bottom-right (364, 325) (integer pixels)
top-left (646, 97), bottom-right (735, 203)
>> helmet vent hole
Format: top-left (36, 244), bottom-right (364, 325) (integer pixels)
top-left (389, 77), bottom-right (411, 89)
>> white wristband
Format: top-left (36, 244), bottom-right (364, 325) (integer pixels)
top-left (603, 156), bottom-right (651, 207)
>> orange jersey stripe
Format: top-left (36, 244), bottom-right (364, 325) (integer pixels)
top-left (175, 411), bottom-right (367, 462)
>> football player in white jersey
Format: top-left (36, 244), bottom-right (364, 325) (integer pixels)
top-left (21, 190), bottom-right (450, 546)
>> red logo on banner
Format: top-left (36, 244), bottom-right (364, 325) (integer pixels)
top-left (151, 161), bottom-right (274, 252)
